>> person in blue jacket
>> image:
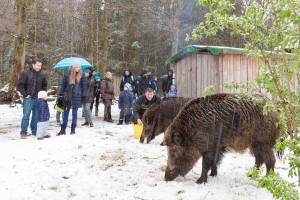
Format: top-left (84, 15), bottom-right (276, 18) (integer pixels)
top-left (166, 84), bottom-right (177, 98)
top-left (35, 91), bottom-right (50, 140)
top-left (117, 83), bottom-right (134, 125)
top-left (57, 60), bottom-right (87, 135)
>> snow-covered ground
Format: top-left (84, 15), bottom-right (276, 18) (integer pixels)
top-left (0, 101), bottom-right (298, 200)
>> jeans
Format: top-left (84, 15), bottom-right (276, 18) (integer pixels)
top-left (20, 98), bottom-right (38, 135)
top-left (62, 105), bottom-right (78, 127)
top-left (83, 102), bottom-right (92, 123)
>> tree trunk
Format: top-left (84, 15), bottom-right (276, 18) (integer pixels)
top-left (171, 0), bottom-right (184, 55)
top-left (8, 0), bottom-right (27, 102)
top-left (86, 0), bottom-right (94, 65)
top-left (102, 0), bottom-right (110, 75)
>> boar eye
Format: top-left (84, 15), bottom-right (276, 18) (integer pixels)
top-left (172, 132), bottom-right (183, 145)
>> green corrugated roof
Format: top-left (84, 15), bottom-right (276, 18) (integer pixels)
top-left (165, 45), bottom-right (249, 65)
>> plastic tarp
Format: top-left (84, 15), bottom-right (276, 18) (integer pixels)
top-left (165, 45), bottom-right (249, 65)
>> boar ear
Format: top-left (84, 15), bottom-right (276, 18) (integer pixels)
top-left (172, 132), bottom-right (183, 146)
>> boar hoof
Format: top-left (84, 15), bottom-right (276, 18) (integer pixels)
top-left (196, 177), bottom-right (207, 184)
top-left (210, 170), bottom-right (217, 177)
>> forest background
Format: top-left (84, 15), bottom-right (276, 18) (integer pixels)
top-left (0, 0), bottom-right (246, 91)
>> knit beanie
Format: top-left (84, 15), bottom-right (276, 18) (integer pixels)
top-left (38, 90), bottom-right (47, 99)
top-left (72, 60), bottom-right (81, 68)
top-left (105, 71), bottom-right (112, 77)
top-left (124, 83), bottom-right (131, 90)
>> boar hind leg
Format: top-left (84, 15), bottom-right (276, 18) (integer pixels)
top-left (196, 152), bottom-right (214, 184)
top-left (264, 148), bottom-right (276, 174)
top-left (251, 145), bottom-right (275, 173)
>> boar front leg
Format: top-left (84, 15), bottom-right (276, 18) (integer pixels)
top-left (196, 152), bottom-right (213, 184)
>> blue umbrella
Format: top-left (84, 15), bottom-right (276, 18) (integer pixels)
top-left (53, 57), bottom-right (93, 70)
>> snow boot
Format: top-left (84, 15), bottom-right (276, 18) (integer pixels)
top-left (71, 124), bottom-right (76, 135)
top-left (95, 108), bottom-right (99, 116)
top-left (81, 122), bottom-right (89, 126)
top-left (117, 120), bottom-right (123, 125)
top-left (57, 125), bottom-right (66, 136)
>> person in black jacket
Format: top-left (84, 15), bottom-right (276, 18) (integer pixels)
top-left (90, 71), bottom-right (101, 116)
top-left (17, 58), bottom-right (47, 139)
top-left (120, 69), bottom-right (135, 93)
top-left (162, 69), bottom-right (174, 97)
top-left (132, 88), bottom-right (160, 124)
top-left (82, 69), bottom-right (95, 127)
top-left (135, 69), bottom-right (156, 97)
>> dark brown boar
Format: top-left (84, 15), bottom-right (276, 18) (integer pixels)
top-left (140, 97), bottom-right (191, 144)
top-left (163, 93), bottom-right (282, 184)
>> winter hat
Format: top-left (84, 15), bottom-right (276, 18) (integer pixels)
top-left (105, 71), bottom-right (112, 77)
top-left (38, 90), bottom-right (47, 99)
top-left (71, 60), bottom-right (81, 68)
top-left (170, 84), bottom-right (176, 89)
top-left (95, 72), bottom-right (101, 81)
top-left (124, 83), bottom-right (131, 90)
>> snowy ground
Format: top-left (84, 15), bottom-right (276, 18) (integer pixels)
top-left (0, 101), bottom-right (298, 200)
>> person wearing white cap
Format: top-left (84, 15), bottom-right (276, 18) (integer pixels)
top-left (100, 71), bottom-right (114, 122)
top-left (57, 60), bottom-right (88, 135)
top-left (117, 83), bottom-right (134, 125)
top-left (36, 90), bottom-right (51, 140)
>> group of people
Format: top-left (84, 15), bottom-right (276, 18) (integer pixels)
top-left (17, 59), bottom-right (177, 139)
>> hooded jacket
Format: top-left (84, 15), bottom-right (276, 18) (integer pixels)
top-left (135, 69), bottom-right (156, 96)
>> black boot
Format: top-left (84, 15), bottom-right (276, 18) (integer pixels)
top-left (90, 122), bottom-right (93, 127)
top-left (95, 108), bottom-right (99, 116)
top-left (117, 120), bottom-right (123, 125)
top-left (71, 124), bottom-right (76, 135)
top-left (57, 125), bottom-right (66, 136)
top-left (81, 122), bottom-right (89, 126)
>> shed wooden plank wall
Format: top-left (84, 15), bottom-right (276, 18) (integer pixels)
top-left (174, 52), bottom-right (262, 97)
top-left (173, 51), bottom-right (299, 98)
top-left (175, 53), bottom-right (219, 97)
top-left (216, 53), bottom-right (260, 94)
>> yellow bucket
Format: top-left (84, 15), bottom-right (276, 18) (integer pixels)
top-left (133, 124), bottom-right (143, 139)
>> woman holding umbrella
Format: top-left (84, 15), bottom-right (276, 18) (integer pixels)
top-left (57, 60), bottom-right (87, 135)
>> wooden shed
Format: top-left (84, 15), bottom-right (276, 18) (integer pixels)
top-left (166, 45), bottom-right (261, 98)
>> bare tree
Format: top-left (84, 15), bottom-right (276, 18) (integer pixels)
top-left (8, 0), bottom-right (27, 101)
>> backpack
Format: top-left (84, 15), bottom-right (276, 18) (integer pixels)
top-left (122, 76), bottom-right (134, 83)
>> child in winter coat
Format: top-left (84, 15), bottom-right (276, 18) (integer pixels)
top-left (117, 83), bottom-right (134, 125)
top-left (166, 84), bottom-right (177, 98)
top-left (36, 90), bottom-right (50, 140)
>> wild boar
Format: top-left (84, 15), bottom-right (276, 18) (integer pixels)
top-left (140, 97), bottom-right (191, 144)
top-left (163, 93), bottom-right (282, 184)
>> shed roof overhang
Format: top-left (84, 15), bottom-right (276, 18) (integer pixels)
top-left (165, 45), bottom-right (249, 65)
